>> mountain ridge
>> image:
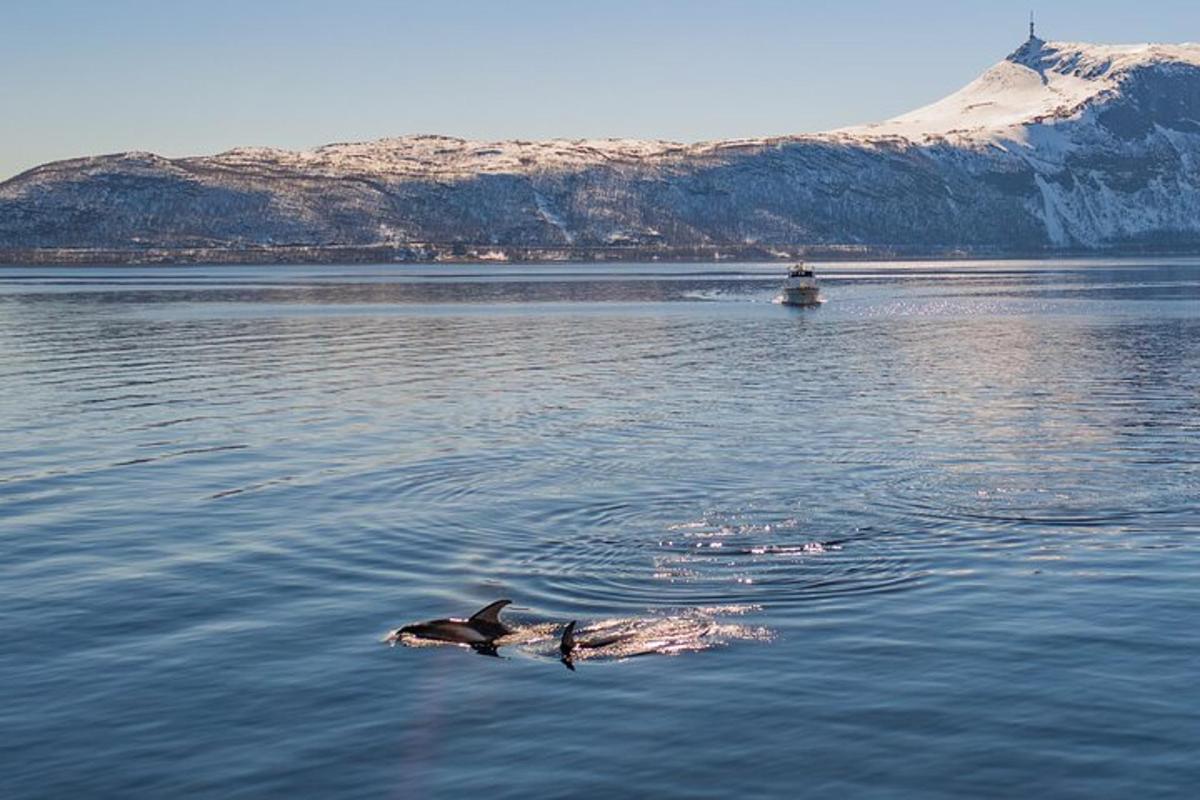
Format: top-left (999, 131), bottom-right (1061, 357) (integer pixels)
top-left (6, 37), bottom-right (1200, 263)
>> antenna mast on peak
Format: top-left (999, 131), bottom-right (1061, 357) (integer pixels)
top-left (1029, 10), bottom-right (1036, 40)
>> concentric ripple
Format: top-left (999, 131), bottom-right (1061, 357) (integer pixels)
top-left (511, 503), bottom-right (924, 613)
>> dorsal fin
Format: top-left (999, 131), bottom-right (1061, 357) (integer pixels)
top-left (560, 620), bottom-right (577, 657)
top-left (469, 599), bottom-right (511, 625)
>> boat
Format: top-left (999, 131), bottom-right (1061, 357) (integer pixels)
top-left (778, 263), bottom-right (821, 306)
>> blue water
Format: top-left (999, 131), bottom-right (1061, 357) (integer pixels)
top-left (1, 260), bottom-right (1198, 798)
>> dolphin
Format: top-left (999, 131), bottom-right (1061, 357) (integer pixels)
top-left (385, 600), bottom-right (513, 653)
top-left (559, 616), bottom-right (727, 669)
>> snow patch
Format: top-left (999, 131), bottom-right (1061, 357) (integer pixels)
top-left (533, 190), bottom-right (575, 244)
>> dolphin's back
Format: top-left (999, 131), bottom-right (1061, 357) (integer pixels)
top-left (402, 620), bottom-right (493, 645)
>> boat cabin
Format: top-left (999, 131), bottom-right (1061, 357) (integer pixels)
top-left (787, 264), bottom-right (814, 278)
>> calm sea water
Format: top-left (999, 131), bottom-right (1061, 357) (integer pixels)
top-left (1, 260), bottom-right (1198, 799)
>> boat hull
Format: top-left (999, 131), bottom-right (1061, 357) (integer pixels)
top-left (780, 286), bottom-right (821, 306)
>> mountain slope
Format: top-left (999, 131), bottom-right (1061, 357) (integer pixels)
top-left (5, 36), bottom-right (1200, 262)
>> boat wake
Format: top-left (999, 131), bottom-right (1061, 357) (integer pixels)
top-left (681, 288), bottom-right (774, 303)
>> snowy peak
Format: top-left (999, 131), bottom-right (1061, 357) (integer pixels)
top-left (843, 38), bottom-right (1200, 143)
top-left (1008, 37), bottom-right (1200, 79)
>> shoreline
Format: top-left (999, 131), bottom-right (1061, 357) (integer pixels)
top-left (5, 242), bottom-right (1200, 267)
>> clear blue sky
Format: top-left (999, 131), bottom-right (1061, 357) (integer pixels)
top-left (2, 0), bottom-right (1198, 180)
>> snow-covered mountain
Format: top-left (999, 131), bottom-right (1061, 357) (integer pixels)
top-left (5, 35), bottom-right (1200, 262)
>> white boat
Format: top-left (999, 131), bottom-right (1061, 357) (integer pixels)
top-left (778, 263), bottom-right (820, 306)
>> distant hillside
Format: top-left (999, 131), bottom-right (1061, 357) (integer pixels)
top-left (5, 36), bottom-right (1200, 264)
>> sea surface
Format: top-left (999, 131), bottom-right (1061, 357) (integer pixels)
top-left (1, 260), bottom-right (1198, 799)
